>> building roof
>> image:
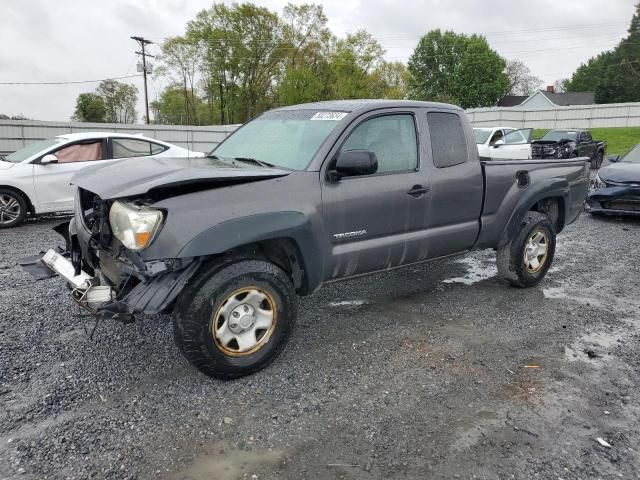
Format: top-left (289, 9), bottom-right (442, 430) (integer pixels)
top-left (498, 91), bottom-right (595, 108)
top-left (498, 96), bottom-right (529, 107)
top-left (540, 91), bottom-right (595, 106)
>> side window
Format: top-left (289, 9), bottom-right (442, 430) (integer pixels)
top-left (112, 139), bottom-right (158, 159)
top-left (340, 114), bottom-right (418, 174)
top-left (581, 131), bottom-right (592, 142)
top-left (427, 112), bottom-right (468, 168)
top-left (504, 130), bottom-right (527, 144)
top-left (151, 142), bottom-right (168, 155)
top-left (53, 141), bottom-right (103, 163)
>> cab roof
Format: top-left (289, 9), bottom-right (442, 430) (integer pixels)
top-left (273, 99), bottom-right (463, 114)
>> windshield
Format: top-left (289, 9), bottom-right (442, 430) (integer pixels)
top-left (621, 144), bottom-right (640, 164)
top-left (5, 138), bottom-right (63, 163)
top-left (473, 129), bottom-right (492, 144)
top-left (542, 130), bottom-right (578, 142)
top-left (212, 110), bottom-right (346, 170)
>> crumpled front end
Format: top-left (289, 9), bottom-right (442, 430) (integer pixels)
top-left (586, 184), bottom-right (640, 216)
top-left (25, 188), bottom-right (201, 320)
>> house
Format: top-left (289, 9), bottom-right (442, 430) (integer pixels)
top-left (498, 86), bottom-right (595, 109)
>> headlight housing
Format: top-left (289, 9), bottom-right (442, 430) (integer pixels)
top-left (109, 201), bottom-right (164, 251)
top-left (591, 174), bottom-right (606, 190)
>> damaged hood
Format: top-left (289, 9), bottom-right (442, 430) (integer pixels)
top-left (598, 163), bottom-right (640, 185)
top-left (71, 156), bottom-right (292, 199)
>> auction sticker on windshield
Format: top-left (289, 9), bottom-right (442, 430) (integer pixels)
top-left (311, 112), bottom-right (348, 121)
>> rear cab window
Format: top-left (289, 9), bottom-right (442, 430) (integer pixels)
top-left (427, 112), bottom-right (468, 168)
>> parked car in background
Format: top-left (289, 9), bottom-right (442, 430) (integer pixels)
top-left (28, 100), bottom-right (590, 379)
top-left (487, 128), bottom-right (533, 160)
top-left (474, 127), bottom-right (516, 159)
top-left (586, 145), bottom-right (640, 216)
top-left (0, 133), bottom-right (203, 227)
top-left (532, 129), bottom-right (606, 168)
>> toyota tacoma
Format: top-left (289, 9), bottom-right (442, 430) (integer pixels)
top-left (26, 100), bottom-right (591, 379)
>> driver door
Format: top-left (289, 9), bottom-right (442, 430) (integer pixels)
top-left (321, 112), bottom-right (428, 280)
top-left (32, 139), bottom-right (107, 212)
top-left (490, 128), bottom-right (532, 160)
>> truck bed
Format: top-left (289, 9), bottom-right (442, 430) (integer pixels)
top-left (475, 158), bottom-right (591, 249)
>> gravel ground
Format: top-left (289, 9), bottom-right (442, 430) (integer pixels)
top-left (1, 212), bottom-right (639, 480)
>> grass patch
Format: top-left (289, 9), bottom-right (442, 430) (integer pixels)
top-left (533, 127), bottom-right (640, 156)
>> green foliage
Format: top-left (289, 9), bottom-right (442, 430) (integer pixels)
top-left (72, 82), bottom-right (136, 123)
top-left (152, 2), bottom-right (403, 125)
top-left (95, 80), bottom-right (138, 123)
top-left (565, 4), bottom-right (640, 103)
top-left (407, 30), bottom-right (508, 108)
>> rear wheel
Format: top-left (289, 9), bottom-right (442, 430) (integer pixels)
top-left (0, 189), bottom-right (27, 228)
top-left (497, 212), bottom-right (556, 288)
top-left (173, 258), bottom-right (296, 379)
top-left (591, 151), bottom-right (604, 169)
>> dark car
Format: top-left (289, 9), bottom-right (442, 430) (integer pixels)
top-left (532, 129), bottom-right (606, 169)
top-left (586, 145), bottom-right (640, 216)
top-left (24, 100), bottom-right (590, 379)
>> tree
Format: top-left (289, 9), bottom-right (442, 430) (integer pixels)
top-left (157, 36), bottom-right (201, 124)
top-left (564, 52), bottom-right (613, 93)
top-left (565, 3), bottom-right (640, 103)
top-left (72, 93), bottom-right (106, 122)
top-left (504, 59), bottom-right (543, 96)
top-left (329, 30), bottom-right (386, 99)
top-left (186, 2), bottom-right (285, 124)
top-left (95, 80), bottom-right (138, 123)
top-left (367, 61), bottom-right (408, 99)
top-left (407, 30), bottom-right (509, 108)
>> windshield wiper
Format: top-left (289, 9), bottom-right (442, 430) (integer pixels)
top-left (232, 157), bottom-right (276, 168)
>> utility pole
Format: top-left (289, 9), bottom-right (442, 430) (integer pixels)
top-left (131, 36), bottom-right (154, 124)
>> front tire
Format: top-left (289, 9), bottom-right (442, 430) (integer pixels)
top-left (497, 212), bottom-right (556, 288)
top-left (0, 189), bottom-right (27, 228)
top-left (173, 258), bottom-right (297, 379)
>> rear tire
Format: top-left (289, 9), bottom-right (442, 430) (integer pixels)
top-left (0, 189), bottom-right (27, 228)
top-left (497, 212), bottom-right (556, 288)
top-left (591, 151), bottom-right (603, 169)
top-left (173, 257), bottom-right (297, 379)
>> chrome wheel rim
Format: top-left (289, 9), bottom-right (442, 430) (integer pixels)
top-left (0, 194), bottom-right (21, 225)
top-left (212, 287), bottom-right (277, 356)
top-left (524, 230), bottom-right (549, 273)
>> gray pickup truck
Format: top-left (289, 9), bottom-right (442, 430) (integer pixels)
top-left (31, 100), bottom-right (590, 379)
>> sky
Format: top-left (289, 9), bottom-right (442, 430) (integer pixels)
top-left (0, 0), bottom-right (636, 122)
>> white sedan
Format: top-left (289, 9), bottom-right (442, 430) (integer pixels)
top-left (0, 132), bottom-right (203, 227)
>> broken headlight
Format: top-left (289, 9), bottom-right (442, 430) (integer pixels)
top-left (109, 201), bottom-right (164, 251)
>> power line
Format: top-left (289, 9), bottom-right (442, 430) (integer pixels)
top-left (0, 74), bottom-right (142, 86)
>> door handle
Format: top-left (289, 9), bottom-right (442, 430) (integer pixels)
top-left (407, 185), bottom-right (429, 198)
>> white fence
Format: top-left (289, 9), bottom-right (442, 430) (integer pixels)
top-left (0, 120), bottom-right (239, 155)
top-left (466, 102), bottom-right (640, 129)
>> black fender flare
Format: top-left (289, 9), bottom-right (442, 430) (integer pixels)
top-left (498, 177), bottom-right (569, 248)
top-left (177, 211), bottom-right (323, 293)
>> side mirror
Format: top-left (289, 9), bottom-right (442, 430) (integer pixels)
top-left (608, 155), bottom-right (620, 163)
top-left (40, 154), bottom-right (58, 164)
top-left (331, 150), bottom-right (378, 180)
top-left (493, 140), bottom-right (505, 148)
